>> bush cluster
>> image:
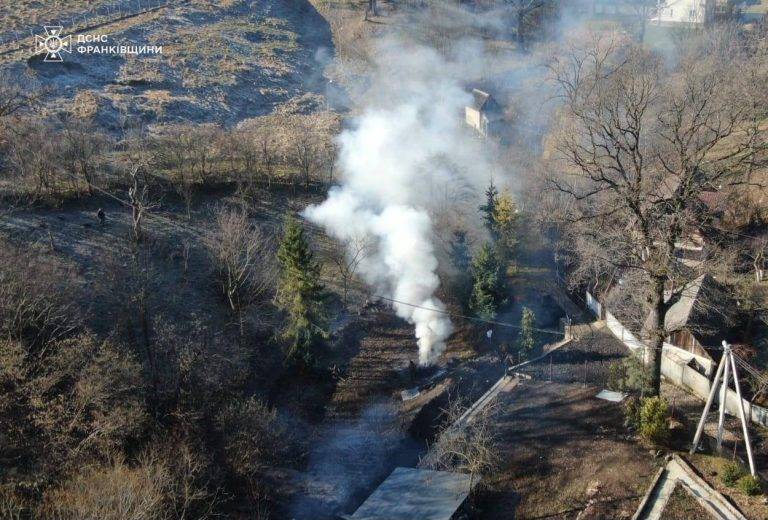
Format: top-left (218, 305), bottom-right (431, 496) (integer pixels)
top-left (721, 462), bottom-right (744, 487)
top-left (625, 396), bottom-right (670, 444)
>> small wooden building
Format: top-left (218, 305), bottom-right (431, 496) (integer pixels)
top-left (465, 88), bottom-right (504, 138)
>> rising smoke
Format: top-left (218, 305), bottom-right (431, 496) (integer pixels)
top-left (304, 36), bottom-right (500, 365)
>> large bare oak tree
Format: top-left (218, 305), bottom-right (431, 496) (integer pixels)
top-left (548, 32), bottom-right (767, 394)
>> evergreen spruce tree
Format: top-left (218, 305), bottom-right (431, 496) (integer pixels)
top-left (469, 243), bottom-right (505, 320)
top-left (449, 230), bottom-right (473, 308)
top-left (449, 230), bottom-right (471, 272)
top-left (516, 307), bottom-right (536, 359)
top-left (493, 190), bottom-right (519, 260)
top-left (276, 216), bottom-right (326, 366)
top-left (478, 180), bottom-right (499, 241)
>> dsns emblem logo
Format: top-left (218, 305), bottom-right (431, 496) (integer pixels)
top-left (35, 26), bottom-right (72, 62)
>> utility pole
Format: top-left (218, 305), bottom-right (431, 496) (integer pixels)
top-left (690, 341), bottom-right (756, 476)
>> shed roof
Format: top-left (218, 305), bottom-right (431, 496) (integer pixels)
top-left (345, 467), bottom-right (473, 520)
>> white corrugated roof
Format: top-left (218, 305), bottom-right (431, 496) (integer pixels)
top-left (347, 467), bottom-right (473, 520)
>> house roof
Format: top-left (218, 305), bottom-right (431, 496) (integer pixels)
top-left (471, 89), bottom-right (492, 111)
top-left (698, 190), bottom-right (729, 214)
top-left (647, 175), bottom-right (726, 210)
top-left (663, 274), bottom-right (709, 332)
top-left (345, 467), bottom-right (473, 520)
top-left (643, 274), bottom-right (737, 348)
top-left (469, 88), bottom-right (503, 116)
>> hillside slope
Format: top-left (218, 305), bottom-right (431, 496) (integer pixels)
top-left (0, 0), bottom-right (334, 128)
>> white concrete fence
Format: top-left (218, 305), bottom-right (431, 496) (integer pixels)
top-left (585, 291), bottom-right (602, 317)
top-left (587, 291), bottom-right (768, 429)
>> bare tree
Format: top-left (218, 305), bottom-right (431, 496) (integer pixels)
top-left (365, 0), bottom-right (378, 20)
top-left (58, 120), bottom-right (107, 195)
top-left (127, 165), bottom-right (158, 243)
top-left (205, 208), bottom-right (276, 333)
top-left (739, 33), bottom-right (768, 184)
top-left (547, 33), bottom-right (766, 394)
top-left (0, 78), bottom-right (45, 141)
top-left (505, 0), bottom-right (550, 50)
top-left (0, 243), bottom-right (78, 348)
top-left (419, 396), bottom-right (500, 489)
top-left (42, 455), bottom-right (170, 520)
top-left (186, 125), bottom-right (220, 184)
top-left (5, 120), bottom-right (61, 199)
top-left (214, 397), bottom-right (296, 477)
top-left (331, 235), bottom-right (374, 305)
top-left (258, 126), bottom-right (277, 189)
top-left (745, 235), bottom-right (768, 283)
top-left (124, 123), bottom-right (156, 181)
top-left (0, 83), bottom-right (33, 120)
top-left (230, 128), bottom-right (258, 195)
top-left (288, 118), bottom-right (323, 191)
top-left (155, 126), bottom-right (195, 219)
top-left (29, 334), bottom-right (148, 466)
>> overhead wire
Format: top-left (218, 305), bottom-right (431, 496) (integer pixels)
top-left (88, 182), bottom-right (568, 336)
top-left (374, 295), bottom-right (565, 336)
top-left (86, 184), bottom-right (766, 355)
top-left (88, 181), bottom-right (207, 239)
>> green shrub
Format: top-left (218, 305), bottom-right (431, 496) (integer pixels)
top-left (624, 356), bottom-right (653, 394)
top-left (737, 475), bottom-right (762, 496)
top-left (721, 462), bottom-right (744, 487)
top-left (638, 396), bottom-right (669, 444)
top-left (623, 395), bottom-right (641, 429)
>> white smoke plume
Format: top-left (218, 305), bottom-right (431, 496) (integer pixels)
top-left (304, 36), bottom-right (498, 365)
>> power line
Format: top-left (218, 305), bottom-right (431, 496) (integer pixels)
top-left (733, 355), bottom-right (768, 387)
top-left (374, 295), bottom-right (565, 335)
top-left (86, 183), bottom-right (680, 343)
top-left (90, 181), bottom-right (568, 336)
